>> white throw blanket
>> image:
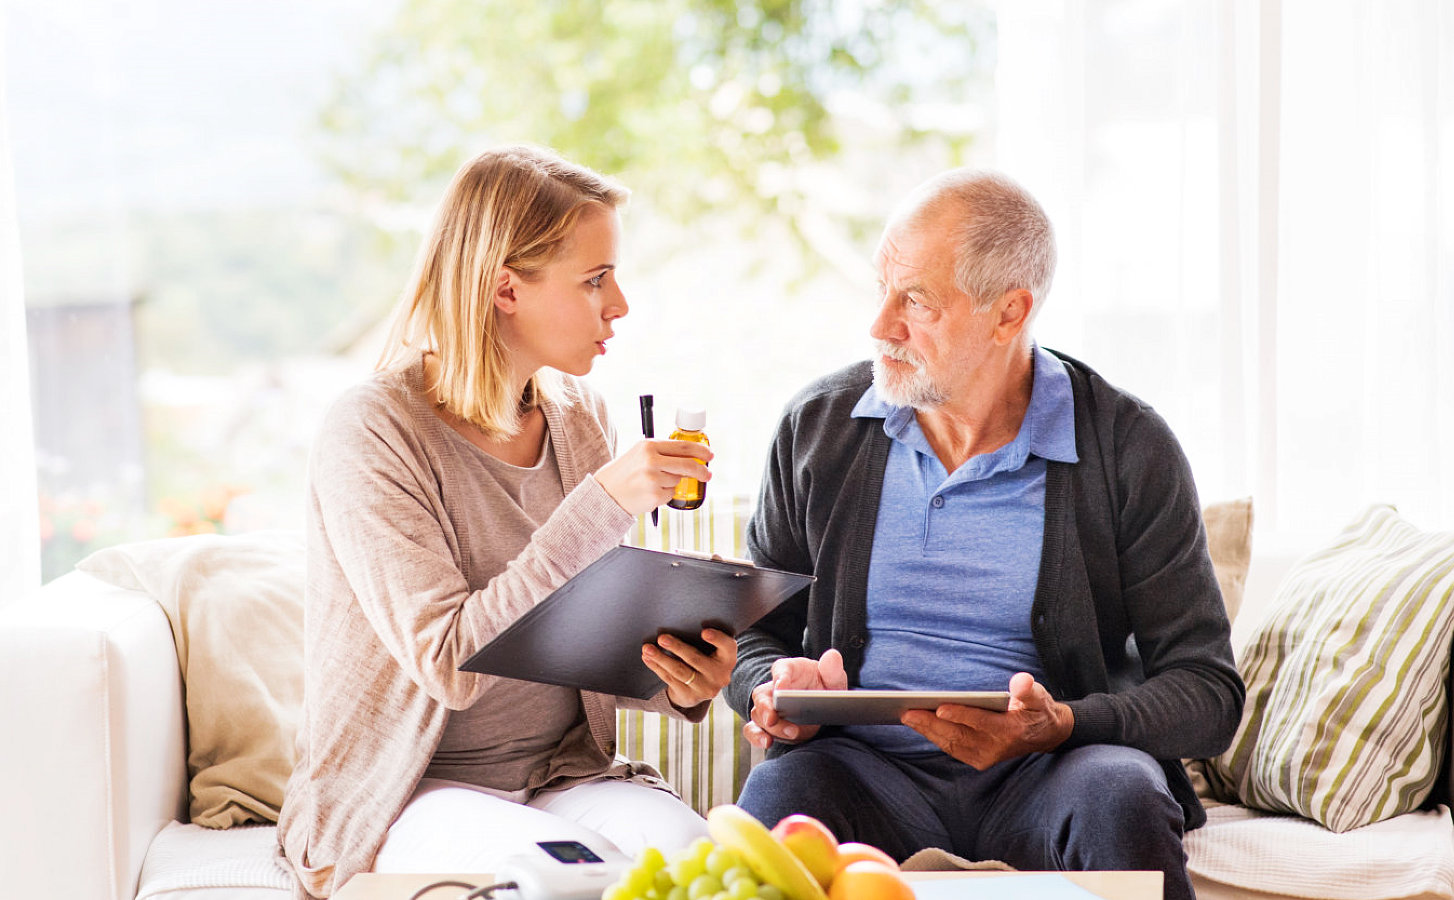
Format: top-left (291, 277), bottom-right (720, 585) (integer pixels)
top-left (137, 822), bottom-right (290, 899)
top-left (1185, 804), bottom-right (1454, 900)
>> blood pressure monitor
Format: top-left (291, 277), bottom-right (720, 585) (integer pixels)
top-left (493, 840), bottom-right (627, 900)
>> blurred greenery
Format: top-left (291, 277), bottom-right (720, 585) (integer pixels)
top-left (317, 0), bottom-right (992, 247)
top-left (24, 2), bottom-right (994, 376)
top-left (130, 208), bottom-right (414, 374)
top-left (21, 1), bottom-right (996, 578)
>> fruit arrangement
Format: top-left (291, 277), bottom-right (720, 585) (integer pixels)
top-left (602, 807), bottom-right (913, 900)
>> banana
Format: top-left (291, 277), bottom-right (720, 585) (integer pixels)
top-left (706, 805), bottom-right (830, 900)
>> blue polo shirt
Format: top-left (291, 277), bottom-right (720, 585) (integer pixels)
top-left (841, 345), bottom-right (1079, 755)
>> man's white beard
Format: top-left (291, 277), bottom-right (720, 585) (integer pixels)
top-left (872, 340), bottom-right (947, 409)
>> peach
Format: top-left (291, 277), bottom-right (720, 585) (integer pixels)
top-left (827, 861), bottom-right (913, 900)
top-left (833, 843), bottom-right (899, 873)
top-left (771, 814), bottom-right (840, 887)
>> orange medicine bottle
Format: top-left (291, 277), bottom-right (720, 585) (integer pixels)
top-left (666, 407), bottom-right (709, 510)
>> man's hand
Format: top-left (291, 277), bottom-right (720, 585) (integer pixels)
top-left (743, 649), bottom-right (848, 750)
top-left (901, 672), bottom-right (1074, 769)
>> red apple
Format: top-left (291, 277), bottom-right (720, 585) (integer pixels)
top-left (771, 814), bottom-right (840, 888)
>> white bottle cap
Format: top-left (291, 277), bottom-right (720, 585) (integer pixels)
top-left (675, 406), bottom-right (706, 431)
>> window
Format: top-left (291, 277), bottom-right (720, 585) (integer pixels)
top-left (12, 1), bottom-right (1445, 594)
top-left (4, 0), bottom-right (995, 582)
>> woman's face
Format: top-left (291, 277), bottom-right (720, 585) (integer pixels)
top-left (499, 204), bottom-right (627, 378)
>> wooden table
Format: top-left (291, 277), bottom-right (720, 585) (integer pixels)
top-left (334, 870), bottom-right (1162, 900)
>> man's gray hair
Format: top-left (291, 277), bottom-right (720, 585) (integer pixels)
top-left (915, 169), bottom-right (1057, 314)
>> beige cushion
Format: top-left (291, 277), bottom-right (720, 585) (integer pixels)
top-left (1183, 498), bottom-right (1254, 799)
top-left (78, 531), bottom-right (305, 828)
top-left (1204, 497), bottom-right (1254, 623)
top-left (1202, 505), bottom-right (1454, 832)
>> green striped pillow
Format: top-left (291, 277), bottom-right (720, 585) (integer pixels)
top-left (617, 496), bottom-right (764, 815)
top-left (1204, 505), bottom-right (1454, 832)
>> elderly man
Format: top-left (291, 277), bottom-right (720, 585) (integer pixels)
top-left (725, 170), bottom-right (1243, 900)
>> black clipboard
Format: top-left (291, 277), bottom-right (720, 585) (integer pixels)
top-left (459, 545), bottom-right (814, 699)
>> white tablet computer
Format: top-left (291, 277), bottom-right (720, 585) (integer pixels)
top-left (772, 689), bottom-right (1011, 725)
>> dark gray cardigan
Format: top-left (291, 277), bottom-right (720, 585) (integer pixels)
top-left (725, 351), bottom-right (1245, 829)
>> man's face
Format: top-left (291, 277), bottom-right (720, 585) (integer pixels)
top-left (868, 206), bottom-right (999, 410)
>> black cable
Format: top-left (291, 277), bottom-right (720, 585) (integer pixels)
top-left (407, 881), bottom-right (476, 900)
top-left (461, 883), bottom-right (520, 900)
top-left (404, 876), bottom-right (519, 899)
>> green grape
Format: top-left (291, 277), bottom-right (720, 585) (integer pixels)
top-left (705, 847), bottom-right (740, 879)
top-left (631, 867), bottom-right (658, 895)
top-left (669, 856), bottom-right (706, 886)
top-left (712, 892), bottom-right (730, 900)
top-left (691, 838), bottom-right (716, 862)
top-left (654, 869), bottom-right (676, 893)
top-left (667, 886), bottom-right (689, 900)
top-left (720, 867), bottom-right (749, 888)
top-left (758, 886), bottom-right (786, 900)
top-left (602, 883), bottom-right (633, 900)
top-left (640, 847), bottom-right (668, 872)
top-left (728, 874), bottom-right (758, 891)
top-left (727, 878), bottom-right (759, 900)
top-left (688, 874), bottom-right (723, 900)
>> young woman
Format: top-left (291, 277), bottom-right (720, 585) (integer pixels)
top-left (278, 145), bottom-right (730, 898)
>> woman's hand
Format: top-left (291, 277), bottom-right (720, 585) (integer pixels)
top-left (595, 440), bottom-right (713, 517)
top-left (642, 628), bottom-right (738, 709)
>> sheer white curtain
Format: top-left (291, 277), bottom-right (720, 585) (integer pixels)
top-left (996, 0), bottom-right (1454, 539)
top-left (0, 10), bottom-right (41, 603)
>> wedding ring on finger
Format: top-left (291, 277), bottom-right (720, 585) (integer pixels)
top-left (684, 671), bottom-right (697, 687)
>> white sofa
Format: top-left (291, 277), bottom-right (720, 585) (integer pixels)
top-left (3, 543), bottom-right (1453, 900)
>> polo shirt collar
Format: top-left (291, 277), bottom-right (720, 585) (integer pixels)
top-left (1024, 345), bottom-right (1078, 464)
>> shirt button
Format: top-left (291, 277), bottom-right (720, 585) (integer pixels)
top-left (931, 495), bottom-right (945, 508)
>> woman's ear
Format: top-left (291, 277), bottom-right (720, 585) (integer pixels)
top-left (493, 267), bottom-right (519, 313)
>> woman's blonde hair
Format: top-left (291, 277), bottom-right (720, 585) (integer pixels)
top-left (378, 144), bottom-right (628, 439)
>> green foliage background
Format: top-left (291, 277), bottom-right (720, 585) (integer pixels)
top-left (318, 0), bottom-right (992, 244)
top-left (22, 0), bottom-right (994, 577)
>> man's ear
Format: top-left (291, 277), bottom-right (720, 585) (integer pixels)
top-left (493, 267), bottom-right (519, 313)
top-left (993, 289), bottom-right (1034, 345)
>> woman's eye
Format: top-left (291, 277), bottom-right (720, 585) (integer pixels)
top-left (588, 273), bottom-right (606, 288)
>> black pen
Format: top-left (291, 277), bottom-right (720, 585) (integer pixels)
top-left (639, 394), bottom-right (657, 526)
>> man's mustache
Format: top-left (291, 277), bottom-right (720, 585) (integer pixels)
top-left (875, 340), bottom-right (925, 368)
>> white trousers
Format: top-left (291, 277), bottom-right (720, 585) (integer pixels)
top-left (372, 777), bottom-right (709, 873)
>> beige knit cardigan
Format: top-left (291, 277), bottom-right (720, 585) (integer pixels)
top-left (277, 360), bottom-right (698, 897)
